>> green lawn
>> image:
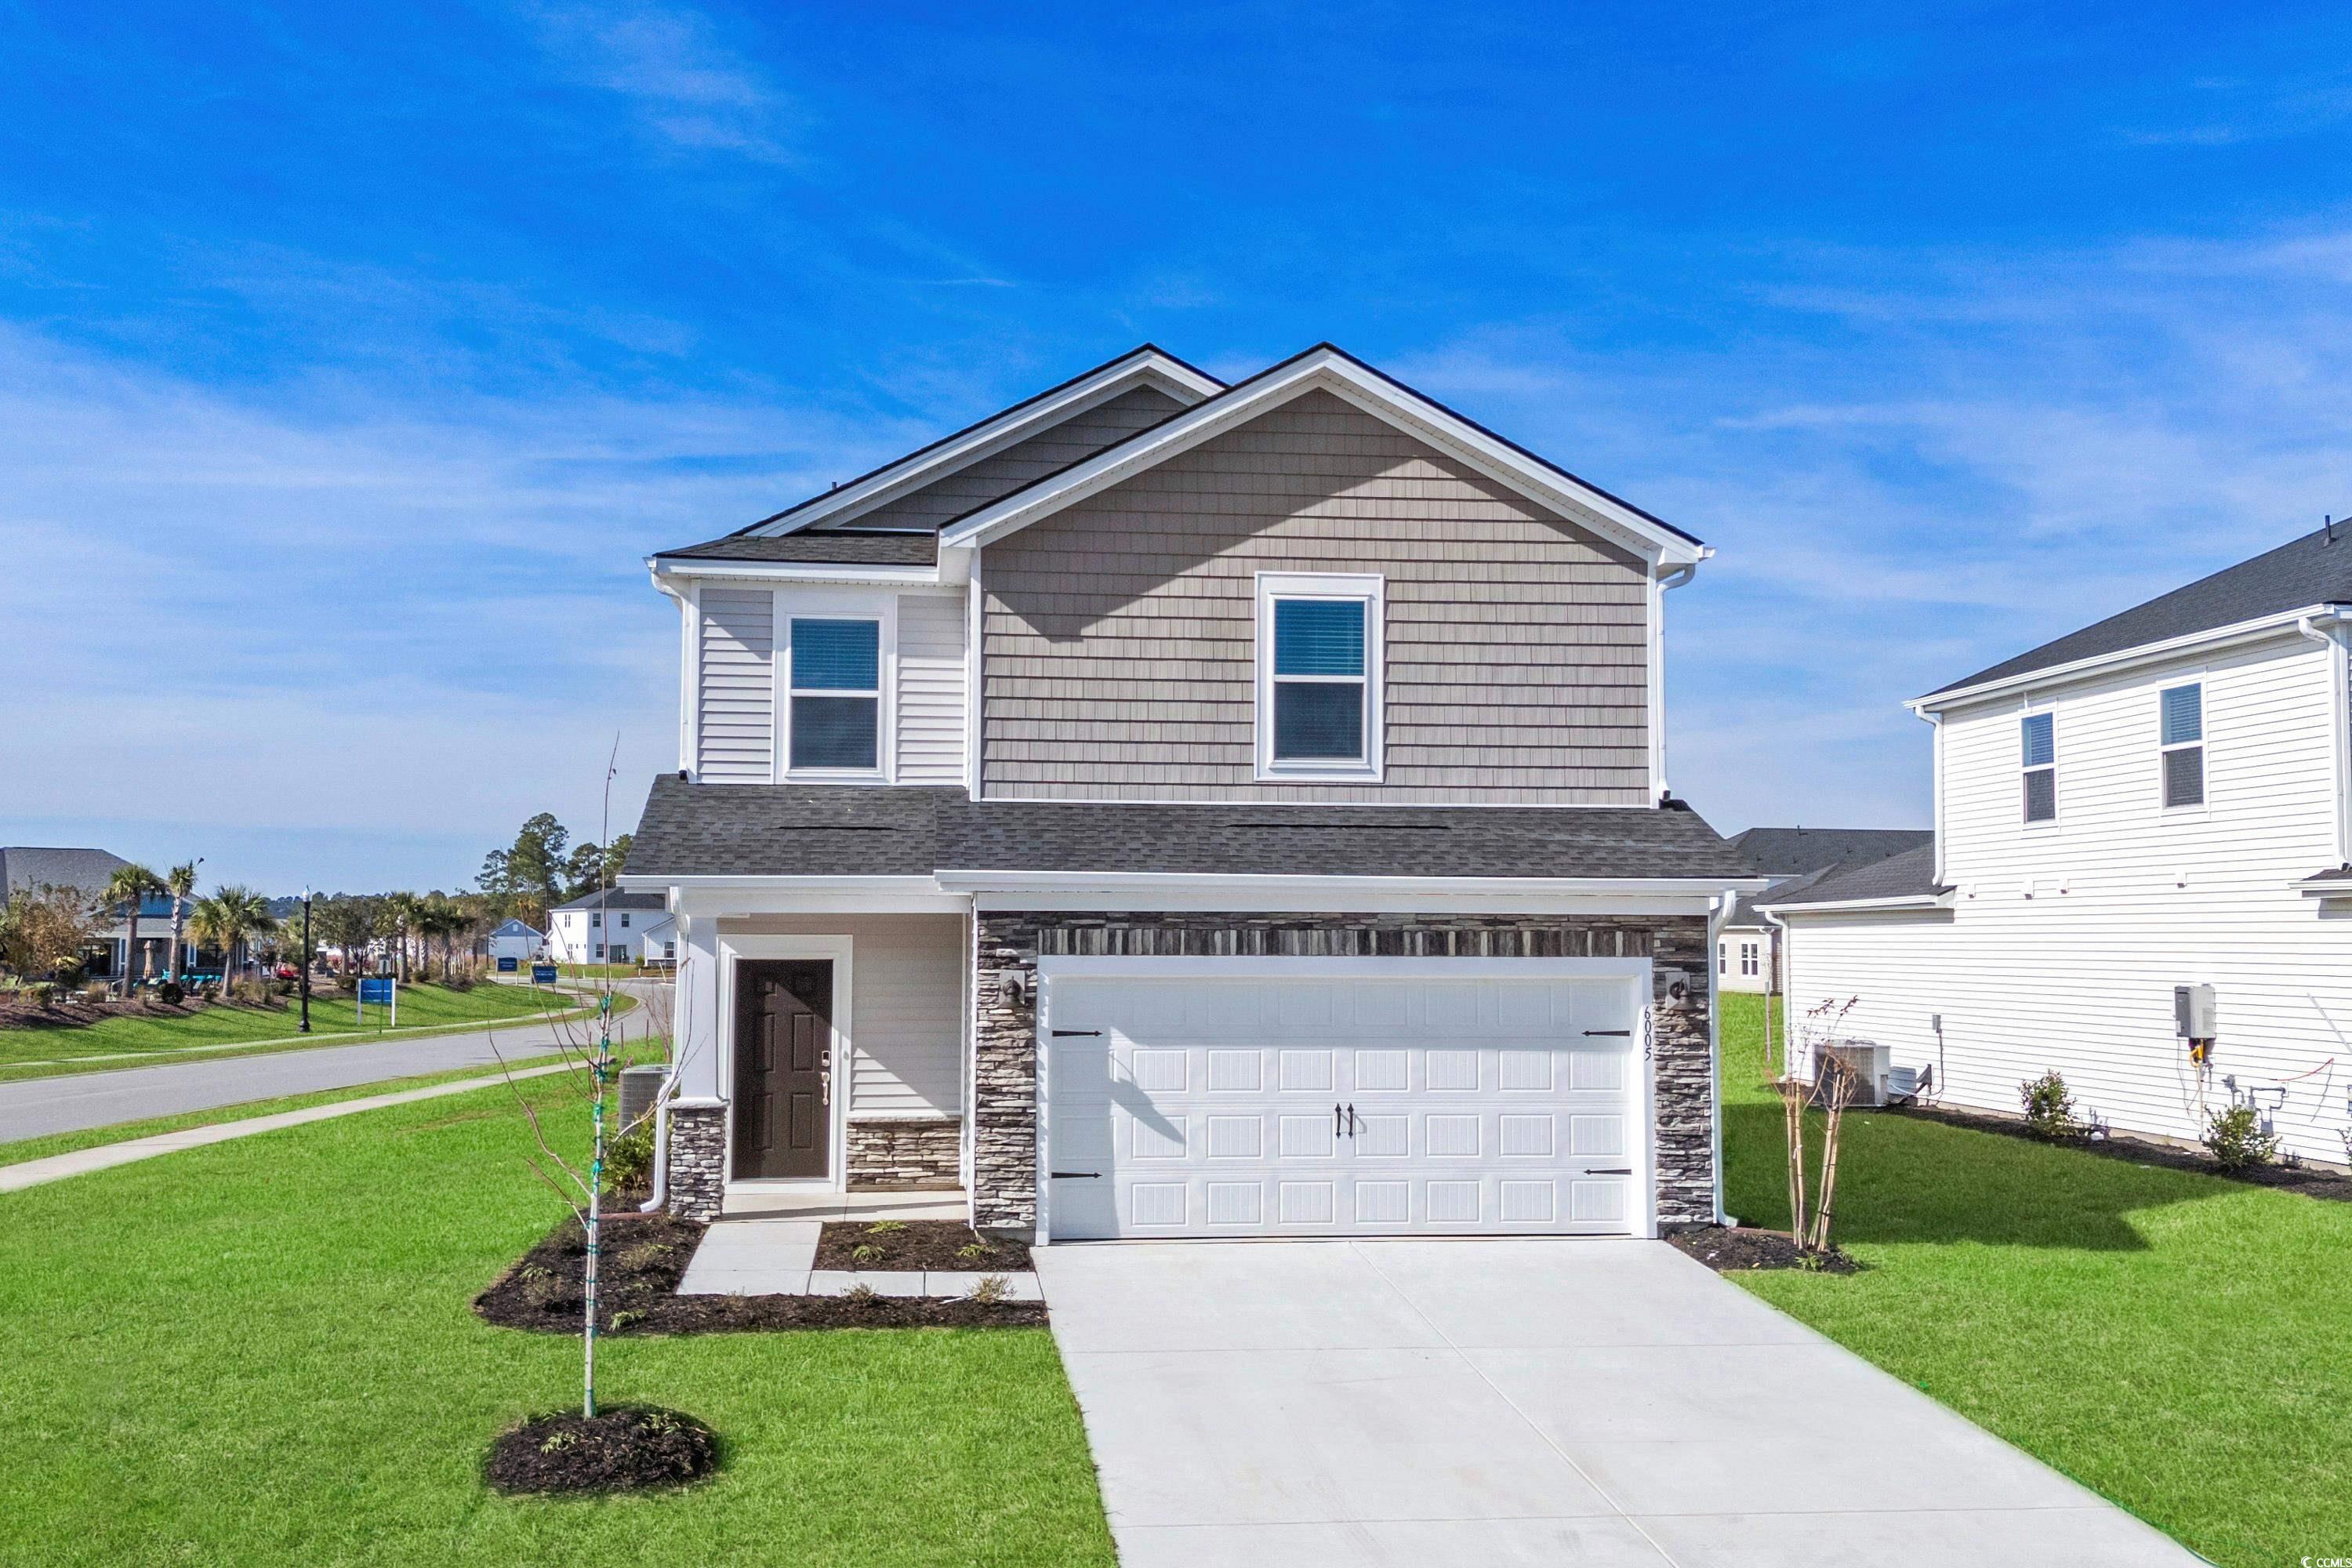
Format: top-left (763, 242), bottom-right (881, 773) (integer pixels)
top-left (1716, 991), bottom-right (2352, 1568)
top-left (0, 1078), bottom-right (1114, 1568)
top-left (0, 982), bottom-right (583, 1075)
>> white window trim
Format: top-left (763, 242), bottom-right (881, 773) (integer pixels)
top-left (1253, 571), bottom-right (1385, 782)
top-left (2020, 706), bottom-right (2059, 829)
top-left (780, 595), bottom-right (898, 783)
top-left (2158, 679), bottom-right (2209, 816)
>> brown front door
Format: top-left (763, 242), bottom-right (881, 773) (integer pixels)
top-left (732, 960), bottom-right (833, 1180)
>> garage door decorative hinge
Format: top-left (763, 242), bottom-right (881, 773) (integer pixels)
top-left (1050, 1029), bottom-right (1102, 1037)
top-left (1050, 1171), bottom-right (1102, 1179)
top-left (1582, 1029), bottom-right (1632, 1037)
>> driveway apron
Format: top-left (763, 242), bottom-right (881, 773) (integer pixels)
top-left (1033, 1238), bottom-right (2203, 1567)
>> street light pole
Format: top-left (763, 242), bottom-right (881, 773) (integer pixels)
top-left (298, 888), bottom-right (313, 1035)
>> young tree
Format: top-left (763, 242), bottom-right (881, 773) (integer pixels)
top-left (163, 861), bottom-right (201, 983)
top-left (312, 895), bottom-right (378, 978)
top-left (103, 863), bottom-right (165, 992)
top-left (1775, 996), bottom-right (1861, 1259)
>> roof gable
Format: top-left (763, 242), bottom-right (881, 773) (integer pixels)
top-left (0, 846), bottom-right (131, 899)
top-left (937, 344), bottom-right (1704, 566)
top-left (722, 346), bottom-right (1221, 543)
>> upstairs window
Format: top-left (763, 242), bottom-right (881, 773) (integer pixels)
top-left (789, 618), bottom-right (882, 773)
top-left (2161, 683), bottom-right (2205, 808)
top-left (2021, 711), bottom-right (2056, 822)
top-left (1257, 573), bottom-right (1382, 779)
top-left (1740, 941), bottom-right (1759, 978)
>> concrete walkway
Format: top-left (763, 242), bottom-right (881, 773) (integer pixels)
top-left (0, 1063), bottom-right (573, 1192)
top-left (677, 1216), bottom-right (1043, 1299)
top-left (1033, 1238), bottom-right (2203, 1568)
top-left (0, 982), bottom-right (661, 1142)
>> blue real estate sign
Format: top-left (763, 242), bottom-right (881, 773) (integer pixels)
top-left (531, 964), bottom-right (558, 986)
top-left (356, 976), bottom-right (397, 1026)
top-left (497, 956), bottom-right (517, 973)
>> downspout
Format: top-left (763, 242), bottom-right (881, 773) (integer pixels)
top-left (1708, 884), bottom-right (1737, 1228)
top-left (2295, 612), bottom-right (2350, 867)
top-left (1653, 560), bottom-right (1700, 801)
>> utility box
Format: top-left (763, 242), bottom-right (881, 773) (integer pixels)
top-left (2174, 984), bottom-right (2217, 1040)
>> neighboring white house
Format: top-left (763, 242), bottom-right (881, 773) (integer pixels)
top-left (1716, 829), bottom-right (1932, 995)
top-left (546, 891), bottom-right (666, 964)
top-left (1766, 524), bottom-right (2352, 1166)
top-left (637, 912), bottom-right (678, 967)
top-left (485, 918), bottom-right (544, 965)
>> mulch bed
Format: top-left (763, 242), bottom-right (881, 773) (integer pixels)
top-left (812, 1218), bottom-right (1031, 1272)
top-left (1668, 1225), bottom-right (1860, 1275)
top-left (1886, 1101), bottom-right (2352, 1203)
top-left (474, 1213), bottom-right (1047, 1335)
top-left (484, 1406), bottom-right (718, 1495)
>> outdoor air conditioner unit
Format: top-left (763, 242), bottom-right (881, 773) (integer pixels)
top-left (1810, 1039), bottom-right (1889, 1107)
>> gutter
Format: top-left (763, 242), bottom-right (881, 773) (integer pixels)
top-left (1911, 603), bottom-right (2352, 715)
top-left (1758, 891), bottom-right (1953, 915)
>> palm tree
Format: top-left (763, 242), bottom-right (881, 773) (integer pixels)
top-left (191, 886), bottom-right (276, 999)
top-left (162, 861), bottom-right (200, 984)
top-left (385, 892), bottom-right (423, 983)
top-left (102, 863), bottom-right (164, 993)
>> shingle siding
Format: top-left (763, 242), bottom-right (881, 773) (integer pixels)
top-left (848, 384), bottom-right (1187, 532)
top-left (977, 390), bottom-right (1653, 803)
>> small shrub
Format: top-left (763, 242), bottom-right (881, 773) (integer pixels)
top-left (539, 1430), bottom-right (578, 1454)
top-left (2204, 1105), bottom-right (2280, 1170)
top-left (609, 1310), bottom-right (644, 1330)
top-left (866, 1219), bottom-right (908, 1236)
top-left (955, 1241), bottom-right (988, 1264)
top-left (967, 1275), bottom-right (1010, 1304)
top-left (604, 1125), bottom-right (655, 1192)
top-left (849, 1243), bottom-right (884, 1266)
top-left (22, 982), bottom-right (53, 1007)
top-left (156, 979), bottom-right (183, 1005)
top-left (2019, 1070), bottom-right (2085, 1141)
top-left (81, 982), bottom-right (108, 1004)
top-left (842, 1283), bottom-right (878, 1306)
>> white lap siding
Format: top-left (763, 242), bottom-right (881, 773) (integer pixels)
top-left (1781, 633), bottom-right (2352, 1164)
top-left (695, 587), bottom-right (775, 782)
top-left (721, 914), bottom-right (965, 1120)
top-left (895, 591), bottom-right (967, 784)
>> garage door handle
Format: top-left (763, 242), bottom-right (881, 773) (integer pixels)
top-left (1583, 1029), bottom-right (1632, 1037)
top-left (1051, 1029), bottom-right (1102, 1037)
top-left (1585, 1167), bottom-right (1633, 1175)
top-left (1051, 1171), bottom-right (1101, 1179)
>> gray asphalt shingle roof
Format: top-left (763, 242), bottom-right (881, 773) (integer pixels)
top-left (1928, 524), bottom-right (2352, 698)
top-left (548, 889), bottom-right (671, 914)
top-left (653, 530), bottom-right (939, 566)
top-left (0, 846), bottom-right (132, 899)
top-left (622, 775), bottom-right (1755, 884)
top-left (1759, 842), bottom-right (1947, 909)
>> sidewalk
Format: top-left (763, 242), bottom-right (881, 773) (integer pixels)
top-left (0, 1062), bottom-right (573, 1192)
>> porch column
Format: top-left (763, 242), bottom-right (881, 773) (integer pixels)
top-left (663, 909), bottom-right (727, 1221)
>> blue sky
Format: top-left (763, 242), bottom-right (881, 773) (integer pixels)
top-left (5, 3), bottom-right (2351, 893)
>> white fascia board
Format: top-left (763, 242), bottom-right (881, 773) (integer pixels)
top-left (1761, 892), bottom-right (1954, 915)
top-left (937, 349), bottom-right (1707, 568)
top-left (647, 557), bottom-right (943, 587)
top-left (1911, 604), bottom-right (2351, 715)
top-left (949, 870), bottom-right (1764, 916)
top-left (746, 351), bottom-right (1222, 539)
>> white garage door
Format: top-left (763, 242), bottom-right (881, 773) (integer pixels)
top-left (1041, 964), bottom-right (1650, 1240)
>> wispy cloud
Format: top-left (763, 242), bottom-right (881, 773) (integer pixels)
top-left (0, 324), bottom-right (909, 889)
top-left (522, 1), bottom-right (807, 165)
top-left (1398, 227), bottom-right (2352, 832)
top-left (2114, 71), bottom-right (2352, 147)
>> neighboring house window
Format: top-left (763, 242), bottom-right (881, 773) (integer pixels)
top-left (590, 913), bottom-right (601, 928)
top-left (1255, 572), bottom-right (1383, 778)
top-left (593, 944), bottom-right (604, 960)
top-left (2020, 711), bottom-right (2056, 822)
top-left (789, 618), bottom-right (882, 772)
top-left (1740, 942), bottom-right (1759, 977)
top-left (663, 942), bottom-right (676, 959)
top-left (2161, 683), bottom-right (2205, 808)
top-left (619, 913), bottom-right (630, 928)
top-left (1718, 941), bottom-right (1726, 975)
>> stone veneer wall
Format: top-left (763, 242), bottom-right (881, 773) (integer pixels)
top-left (971, 912), bottom-right (1715, 1235)
top-left (665, 1105), bottom-right (727, 1222)
top-left (847, 1117), bottom-right (963, 1190)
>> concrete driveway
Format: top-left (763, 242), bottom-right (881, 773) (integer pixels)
top-left (1033, 1239), bottom-right (2201, 1568)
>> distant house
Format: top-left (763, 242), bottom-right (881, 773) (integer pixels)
top-left (485, 919), bottom-right (544, 966)
top-left (0, 845), bottom-right (186, 982)
top-left (1717, 829), bottom-right (1933, 995)
top-left (637, 912), bottom-right (678, 968)
top-left (1767, 524), bottom-right (2352, 1164)
top-left (545, 891), bottom-right (667, 964)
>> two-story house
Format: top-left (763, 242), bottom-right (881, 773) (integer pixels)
top-left (619, 343), bottom-right (1762, 1239)
top-left (1766, 525), bottom-right (2352, 1165)
top-left (545, 890), bottom-right (666, 965)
